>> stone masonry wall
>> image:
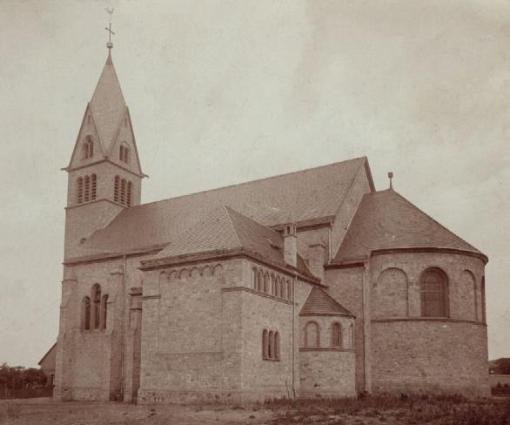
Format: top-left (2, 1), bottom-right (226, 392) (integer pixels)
top-left (138, 259), bottom-right (245, 403)
top-left (324, 267), bottom-right (366, 393)
top-left (369, 251), bottom-right (489, 397)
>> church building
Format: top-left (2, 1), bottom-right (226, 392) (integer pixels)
top-left (54, 45), bottom-right (490, 403)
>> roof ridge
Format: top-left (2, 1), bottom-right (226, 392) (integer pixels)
top-left (131, 156), bottom-right (367, 211)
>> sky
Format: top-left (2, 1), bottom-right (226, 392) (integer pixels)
top-left (0, 0), bottom-right (509, 367)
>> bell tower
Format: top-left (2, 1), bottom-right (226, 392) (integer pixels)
top-left (63, 43), bottom-right (145, 260)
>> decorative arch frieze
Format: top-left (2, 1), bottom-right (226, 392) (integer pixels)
top-left (161, 263), bottom-right (225, 283)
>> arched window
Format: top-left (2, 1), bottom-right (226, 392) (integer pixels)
top-left (331, 322), bottom-right (342, 348)
top-left (84, 175), bottom-right (90, 202)
top-left (91, 174), bottom-right (97, 200)
top-left (92, 284), bottom-right (101, 330)
top-left (119, 143), bottom-right (129, 163)
top-left (281, 280), bottom-right (287, 299)
top-left (127, 181), bottom-right (132, 207)
top-left (274, 331), bottom-right (280, 360)
top-left (420, 268), bottom-right (449, 317)
top-left (114, 176), bottom-right (120, 202)
top-left (304, 321), bottom-right (320, 348)
top-left (77, 177), bottom-right (83, 204)
top-left (263, 272), bottom-right (269, 293)
top-left (262, 329), bottom-right (268, 359)
top-left (268, 331), bottom-right (274, 359)
top-left (82, 136), bottom-right (93, 159)
top-left (82, 296), bottom-right (91, 330)
top-left (120, 179), bottom-right (126, 205)
top-left (252, 268), bottom-right (258, 290)
top-left (100, 294), bottom-right (108, 330)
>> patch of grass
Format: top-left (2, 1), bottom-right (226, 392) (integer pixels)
top-left (266, 394), bottom-right (510, 425)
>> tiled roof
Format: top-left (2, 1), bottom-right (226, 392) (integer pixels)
top-left (147, 206), bottom-right (315, 278)
top-left (76, 157), bottom-right (368, 258)
top-left (300, 287), bottom-right (354, 317)
top-left (333, 189), bottom-right (484, 264)
top-left (89, 53), bottom-right (126, 153)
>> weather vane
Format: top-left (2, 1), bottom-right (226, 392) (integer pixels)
top-left (105, 8), bottom-right (115, 50)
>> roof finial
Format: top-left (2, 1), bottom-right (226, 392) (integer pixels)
top-left (387, 171), bottom-right (394, 190)
top-left (105, 8), bottom-right (115, 50)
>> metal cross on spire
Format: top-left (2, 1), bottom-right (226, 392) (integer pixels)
top-left (388, 171), bottom-right (394, 190)
top-left (105, 8), bottom-right (115, 50)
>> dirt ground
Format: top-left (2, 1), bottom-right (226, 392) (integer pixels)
top-left (0, 396), bottom-right (509, 425)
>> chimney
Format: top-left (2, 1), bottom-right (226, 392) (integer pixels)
top-left (283, 223), bottom-right (297, 267)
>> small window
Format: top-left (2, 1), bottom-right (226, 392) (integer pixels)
top-left (120, 179), bottom-right (126, 205)
top-left (101, 294), bottom-right (108, 330)
top-left (77, 177), bottom-right (83, 204)
top-left (82, 296), bottom-right (91, 330)
top-left (82, 136), bottom-right (94, 160)
top-left (114, 176), bottom-right (120, 202)
top-left (92, 284), bottom-right (101, 330)
top-left (84, 175), bottom-right (90, 202)
top-left (119, 144), bottom-right (129, 163)
top-left (91, 174), bottom-right (97, 201)
top-left (127, 181), bottom-right (132, 207)
top-left (262, 329), bottom-right (269, 359)
top-left (331, 322), bottom-right (342, 348)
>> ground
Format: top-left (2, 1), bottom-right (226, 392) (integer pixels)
top-left (0, 395), bottom-right (509, 425)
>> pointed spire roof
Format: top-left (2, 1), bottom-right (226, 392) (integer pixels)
top-left (300, 287), bottom-right (354, 317)
top-left (89, 52), bottom-right (127, 153)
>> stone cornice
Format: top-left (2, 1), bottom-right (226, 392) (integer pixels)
top-left (63, 157), bottom-right (148, 178)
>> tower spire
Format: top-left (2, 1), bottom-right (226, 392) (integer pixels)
top-left (105, 8), bottom-right (115, 50)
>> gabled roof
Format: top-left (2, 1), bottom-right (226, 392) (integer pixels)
top-left (143, 206), bottom-right (316, 279)
top-left (38, 342), bottom-right (57, 366)
top-left (72, 157), bottom-right (370, 260)
top-left (89, 52), bottom-right (127, 154)
top-left (300, 287), bottom-right (354, 317)
top-left (332, 189), bottom-right (485, 265)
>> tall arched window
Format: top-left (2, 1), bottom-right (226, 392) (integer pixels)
top-left (114, 176), bottom-right (120, 202)
top-left (304, 321), bottom-right (320, 348)
top-left (82, 136), bottom-right (94, 159)
top-left (127, 181), bottom-right (132, 207)
top-left (263, 272), bottom-right (269, 293)
top-left (262, 329), bottom-right (269, 359)
top-left (84, 175), bottom-right (90, 202)
top-left (268, 331), bottom-right (274, 359)
top-left (120, 179), bottom-right (126, 205)
top-left (420, 268), bottom-right (449, 317)
top-left (91, 174), bottom-right (97, 200)
top-left (92, 284), bottom-right (101, 330)
top-left (77, 177), bottom-right (83, 204)
top-left (82, 296), bottom-right (91, 330)
top-left (274, 331), bottom-right (280, 360)
top-left (100, 294), bottom-right (108, 330)
top-left (253, 268), bottom-right (258, 290)
top-left (331, 322), bottom-right (342, 348)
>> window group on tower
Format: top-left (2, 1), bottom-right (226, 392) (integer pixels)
top-left (76, 174), bottom-right (97, 204)
top-left (114, 175), bottom-right (132, 206)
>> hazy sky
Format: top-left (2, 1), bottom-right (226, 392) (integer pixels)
top-left (0, 0), bottom-right (508, 367)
